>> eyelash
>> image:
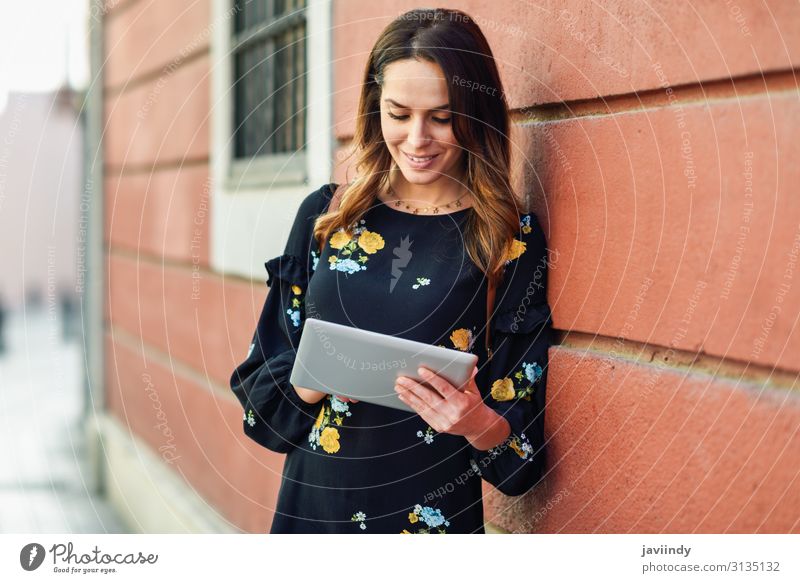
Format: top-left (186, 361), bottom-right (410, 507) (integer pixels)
top-left (387, 112), bottom-right (451, 124)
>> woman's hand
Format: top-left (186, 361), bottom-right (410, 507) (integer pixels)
top-left (393, 365), bottom-right (510, 450)
top-left (293, 386), bottom-right (358, 405)
top-left (293, 386), bottom-right (327, 404)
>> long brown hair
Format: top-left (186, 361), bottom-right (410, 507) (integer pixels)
top-left (313, 7), bottom-right (524, 287)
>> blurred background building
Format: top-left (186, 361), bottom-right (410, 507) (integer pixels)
top-left (0, 89), bottom-right (82, 312)
top-left (2, 0), bottom-right (799, 534)
top-left (0, 0), bottom-right (125, 532)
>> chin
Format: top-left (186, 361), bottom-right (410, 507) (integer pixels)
top-left (398, 169), bottom-right (440, 184)
top-left (394, 159), bottom-right (447, 182)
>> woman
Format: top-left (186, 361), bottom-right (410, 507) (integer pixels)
top-left (230, 7), bottom-right (553, 534)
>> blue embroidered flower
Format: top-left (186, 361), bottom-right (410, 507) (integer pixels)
top-left (330, 258), bottom-right (365, 275)
top-left (418, 506), bottom-right (449, 528)
top-left (330, 395), bottom-right (353, 416)
top-left (522, 361), bottom-right (542, 384)
top-left (520, 214), bottom-right (532, 234)
top-left (286, 308), bottom-right (301, 328)
top-left (406, 503), bottom-right (450, 533)
top-left (311, 249), bottom-right (319, 272)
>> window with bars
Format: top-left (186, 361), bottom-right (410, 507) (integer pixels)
top-left (230, 0), bottom-right (307, 185)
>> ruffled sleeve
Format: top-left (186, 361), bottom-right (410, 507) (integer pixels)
top-left (469, 212), bottom-right (553, 496)
top-left (229, 184), bottom-right (333, 453)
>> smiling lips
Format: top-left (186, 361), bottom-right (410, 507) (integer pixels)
top-left (403, 151), bottom-right (439, 164)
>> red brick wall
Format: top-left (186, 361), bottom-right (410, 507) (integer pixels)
top-left (102, 0), bottom-right (287, 532)
top-left (333, 0), bottom-right (800, 533)
top-left (101, 0), bottom-right (800, 533)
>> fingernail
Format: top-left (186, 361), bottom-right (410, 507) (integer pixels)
top-left (417, 367), bottom-right (428, 377)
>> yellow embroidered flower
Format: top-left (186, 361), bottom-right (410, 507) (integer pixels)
top-left (334, 415), bottom-right (343, 426)
top-left (330, 230), bottom-right (352, 250)
top-left (450, 328), bottom-right (472, 351)
top-left (291, 285), bottom-right (302, 295)
top-left (408, 512), bottom-right (418, 524)
top-left (490, 378), bottom-right (515, 401)
top-left (319, 427), bottom-right (341, 454)
top-left (401, 529), bottom-right (411, 534)
top-left (313, 405), bottom-right (325, 429)
top-left (328, 255), bottom-right (338, 264)
top-left (509, 437), bottom-right (525, 458)
top-left (522, 224), bottom-right (532, 234)
top-left (505, 238), bottom-right (526, 262)
top-left (357, 230), bottom-right (385, 254)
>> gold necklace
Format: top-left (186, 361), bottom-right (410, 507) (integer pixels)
top-left (387, 185), bottom-right (469, 215)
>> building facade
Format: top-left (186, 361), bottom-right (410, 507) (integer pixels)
top-left (86, 0), bottom-right (800, 533)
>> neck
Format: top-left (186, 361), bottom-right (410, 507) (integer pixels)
top-left (388, 168), bottom-right (468, 207)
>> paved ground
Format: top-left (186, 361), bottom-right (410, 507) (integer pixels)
top-left (0, 307), bottom-right (127, 533)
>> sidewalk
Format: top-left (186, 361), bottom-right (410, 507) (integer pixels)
top-left (0, 307), bottom-right (127, 533)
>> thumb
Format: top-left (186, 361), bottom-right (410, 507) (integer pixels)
top-left (462, 368), bottom-right (481, 395)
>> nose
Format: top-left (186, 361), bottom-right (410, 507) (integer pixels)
top-left (407, 116), bottom-right (431, 150)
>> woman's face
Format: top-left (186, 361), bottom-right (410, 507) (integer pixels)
top-left (379, 58), bottom-right (464, 189)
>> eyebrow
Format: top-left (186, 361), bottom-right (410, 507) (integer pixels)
top-left (383, 98), bottom-right (450, 111)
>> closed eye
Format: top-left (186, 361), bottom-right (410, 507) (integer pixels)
top-left (387, 112), bottom-right (451, 124)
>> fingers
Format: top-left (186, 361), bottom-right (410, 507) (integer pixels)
top-left (396, 385), bottom-right (448, 429)
top-left (395, 376), bottom-right (442, 408)
top-left (335, 395), bottom-right (359, 403)
top-left (395, 376), bottom-right (444, 404)
top-left (396, 385), bottom-right (435, 415)
top-left (416, 366), bottom-right (458, 399)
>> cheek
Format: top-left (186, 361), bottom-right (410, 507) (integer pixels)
top-left (381, 118), bottom-right (403, 145)
top-left (438, 131), bottom-right (461, 156)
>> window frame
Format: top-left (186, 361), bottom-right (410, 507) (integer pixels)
top-left (210, 0), bottom-right (332, 279)
top-left (228, 0), bottom-right (308, 188)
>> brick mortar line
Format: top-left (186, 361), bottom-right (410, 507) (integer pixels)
top-left (104, 45), bottom-right (210, 98)
top-left (105, 247), bottom-right (260, 284)
top-left (106, 324), bottom-right (240, 407)
top-left (104, 157), bottom-right (209, 176)
top-left (559, 330), bottom-right (800, 394)
top-left (511, 68), bottom-right (800, 124)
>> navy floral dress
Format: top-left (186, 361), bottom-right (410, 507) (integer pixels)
top-left (230, 182), bottom-right (553, 534)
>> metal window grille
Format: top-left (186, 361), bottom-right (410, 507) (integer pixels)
top-left (231, 0), bottom-right (307, 161)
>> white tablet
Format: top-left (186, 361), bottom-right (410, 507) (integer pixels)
top-left (289, 318), bottom-right (479, 412)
